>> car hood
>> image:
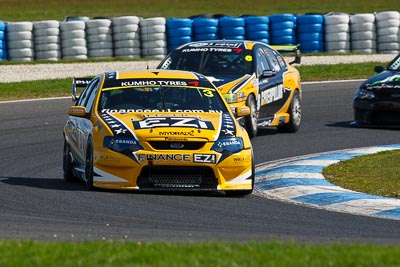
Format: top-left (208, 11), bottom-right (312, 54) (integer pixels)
top-left (205, 74), bottom-right (256, 94)
top-left (99, 110), bottom-right (239, 142)
top-left (362, 71), bottom-right (400, 92)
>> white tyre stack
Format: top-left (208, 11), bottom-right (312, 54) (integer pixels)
top-left (324, 14), bottom-right (350, 53)
top-left (140, 17), bottom-right (167, 60)
top-left (60, 20), bottom-right (87, 60)
top-left (6, 21), bottom-right (34, 62)
top-left (33, 20), bottom-right (61, 61)
top-left (112, 16), bottom-right (141, 59)
top-left (86, 19), bottom-right (113, 59)
top-left (376, 11), bottom-right (400, 54)
top-left (350, 13), bottom-right (376, 54)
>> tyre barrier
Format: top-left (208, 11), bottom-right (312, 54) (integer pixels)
top-left (192, 17), bottom-right (219, 41)
top-left (86, 19), bottom-right (113, 59)
top-left (244, 16), bottom-right (269, 44)
top-left (33, 20), bottom-right (61, 61)
top-left (6, 21), bottom-right (34, 62)
top-left (219, 16), bottom-right (245, 41)
top-left (1, 11), bottom-right (400, 61)
top-left (140, 17), bottom-right (167, 59)
top-left (269, 14), bottom-right (296, 45)
top-left (60, 20), bottom-right (87, 60)
top-left (166, 18), bottom-right (192, 53)
top-left (112, 16), bottom-right (141, 59)
top-left (0, 21), bottom-right (5, 60)
top-left (376, 11), bottom-right (400, 54)
top-left (296, 14), bottom-right (324, 53)
top-left (350, 13), bottom-right (376, 54)
top-left (324, 13), bottom-right (351, 53)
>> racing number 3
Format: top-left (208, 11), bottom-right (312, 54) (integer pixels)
top-left (203, 89), bottom-right (214, 97)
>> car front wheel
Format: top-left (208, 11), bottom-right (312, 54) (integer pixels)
top-left (278, 90), bottom-right (301, 133)
top-left (85, 138), bottom-right (95, 190)
top-left (245, 94), bottom-right (258, 138)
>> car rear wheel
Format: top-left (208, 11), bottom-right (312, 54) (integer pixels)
top-left (63, 140), bottom-right (77, 182)
top-left (245, 94), bottom-right (258, 138)
top-left (278, 90), bottom-right (301, 133)
top-left (85, 138), bottom-right (95, 190)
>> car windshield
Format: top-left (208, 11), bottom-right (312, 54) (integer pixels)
top-left (388, 55), bottom-right (400, 71)
top-left (98, 86), bottom-right (228, 113)
top-left (159, 50), bottom-right (253, 76)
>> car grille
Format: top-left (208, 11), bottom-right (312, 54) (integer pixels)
top-left (148, 141), bottom-right (206, 150)
top-left (370, 110), bottom-right (400, 124)
top-left (137, 166), bottom-right (218, 189)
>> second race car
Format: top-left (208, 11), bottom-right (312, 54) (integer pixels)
top-left (353, 53), bottom-right (400, 127)
top-left (63, 69), bottom-right (254, 196)
top-left (157, 40), bottom-right (302, 137)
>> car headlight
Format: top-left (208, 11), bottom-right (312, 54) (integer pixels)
top-left (223, 92), bottom-right (246, 103)
top-left (355, 88), bottom-right (375, 100)
top-left (211, 137), bottom-right (244, 154)
top-left (104, 136), bottom-right (143, 154)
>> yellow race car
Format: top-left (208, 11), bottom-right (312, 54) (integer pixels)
top-left (158, 40), bottom-right (302, 137)
top-left (63, 69), bottom-right (254, 196)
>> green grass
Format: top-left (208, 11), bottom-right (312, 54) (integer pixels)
top-left (1, 0), bottom-right (400, 264)
top-left (323, 150), bottom-right (400, 199)
top-left (0, 61), bottom-right (389, 101)
top-left (1, 0), bottom-right (399, 21)
top-left (1, 240), bottom-right (400, 267)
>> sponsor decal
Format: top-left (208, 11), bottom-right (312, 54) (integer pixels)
top-left (165, 137), bottom-right (188, 141)
top-left (101, 112), bottom-right (135, 138)
top-left (217, 113), bottom-right (236, 139)
top-left (260, 84), bottom-right (284, 105)
top-left (193, 154), bottom-right (216, 163)
top-left (367, 75), bottom-right (400, 89)
top-left (101, 108), bottom-right (222, 114)
top-left (99, 155), bottom-right (121, 162)
top-left (133, 117), bottom-right (214, 130)
top-left (137, 154), bottom-right (190, 162)
top-left (233, 157), bottom-right (245, 162)
top-left (159, 131), bottom-right (194, 136)
top-left (120, 80), bottom-right (188, 87)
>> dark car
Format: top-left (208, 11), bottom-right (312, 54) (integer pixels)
top-left (353, 54), bottom-right (400, 127)
top-left (157, 40), bottom-right (302, 138)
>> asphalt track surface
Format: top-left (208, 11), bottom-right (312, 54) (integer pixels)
top-left (0, 80), bottom-right (399, 243)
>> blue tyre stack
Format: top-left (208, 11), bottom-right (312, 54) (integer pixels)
top-left (296, 14), bottom-right (324, 53)
top-left (244, 16), bottom-right (269, 44)
top-left (192, 17), bottom-right (219, 41)
top-left (218, 16), bottom-right (245, 40)
top-left (166, 18), bottom-right (193, 52)
top-left (269, 14), bottom-right (296, 45)
top-left (0, 21), bottom-right (5, 60)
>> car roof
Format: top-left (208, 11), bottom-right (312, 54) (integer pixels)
top-left (176, 39), bottom-right (266, 50)
top-left (100, 69), bottom-right (216, 90)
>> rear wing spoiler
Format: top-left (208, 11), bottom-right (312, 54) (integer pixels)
top-left (71, 77), bottom-right (92, 101)
top-left (270, 44), bottom-right (301, 65)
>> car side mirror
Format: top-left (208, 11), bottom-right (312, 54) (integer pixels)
top-left (374, 66), bottom-right (385, 73)
top-left (68, 106), bottom-right (87, 118)
top-left (235, 105), bottom-right (251, 117)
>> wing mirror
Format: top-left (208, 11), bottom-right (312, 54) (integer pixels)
top-left (68, 106), bottom-right (87, 118)
top-left (235, 105), bottom-right (251, 117)
top-left (374, 65), bottom-right (385, 73)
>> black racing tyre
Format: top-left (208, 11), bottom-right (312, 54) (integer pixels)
top-left (278, 90), bottom-right (302, 133)
top-left (245, 94), bottom-right (258, 138)
top-left (63, 140), bottom-right (76, 182)
top-left (225, 159), bottom-right (254, 197)
top-left (85, 138), bottom-right (95, 190)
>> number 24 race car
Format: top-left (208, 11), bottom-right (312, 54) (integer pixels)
top-left (63, 70), bottom-right (254, 196)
